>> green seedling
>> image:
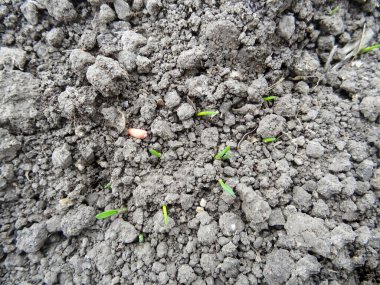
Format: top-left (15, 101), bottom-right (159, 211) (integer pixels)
top-left (358, 43), bottom-right (380, 55)
top-left (104, 182), bottom-right (112, 189)
top-left (218, 179), bottom-right (236, 197)
top-left (263, 96), bottom-right (277, 101)
top-left (263, 137), bottom-right (277, 143)
top-left (330, 5), bottom-right (340, 15)
top-left (162, 205), bottom-right (168, 225)
top-left (96, 208), bottom-right (127, 219)
top-left (215, 146), bottom-right (231, 160)
top-left (139, 233), bottom-right (145, 243)
top-left (149, 149), bottom-right (162, 158)
top-left (196, 111), bottom-right (219, 117)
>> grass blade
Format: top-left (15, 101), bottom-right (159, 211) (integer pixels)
top-left (263, 137), bottom-right (277, 143)
top-left (149, 149), bottom-right (162, 158)
top-left (359, 43), bottom-right (380, 54)
top-left (104, 182), bottom-right (112, 189)
top-left (139, 233), bottom-right (145, 243)
top-left (215, 146), bottom-right (231, 160)
top-left (218, 179), bottom-right (236, 197)
top-left (96, 208), bottom-right (127, 219)
top-left (263, 96), bottom-right (277, 101)
top-left (162, 205), bottom-right (168, 225)
top-left (196, 111), bottom-right (219, 117)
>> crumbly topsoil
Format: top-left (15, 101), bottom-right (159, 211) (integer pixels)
top-left (0, 0), bottom-right (380, 284)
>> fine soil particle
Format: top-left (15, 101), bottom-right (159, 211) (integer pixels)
top-left (0, 1), bottom-right (379, 284)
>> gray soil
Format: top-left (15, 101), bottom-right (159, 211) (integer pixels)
top-left (0, 0), bottom-right (380, 284)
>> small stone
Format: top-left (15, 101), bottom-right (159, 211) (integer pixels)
top-left (320, 16), bottom-right (344, 35)
top-left (0, 129), bottom-right (21, 162)
top-left (79, 30), bottom-right (97, 51)
top-left (61, 205), bottom-right (96, 237)
top-left (347, 140), bottom-right (369, 162)
top-left (16, 223), bottom-right (48, 253)
top-left (0, 47), bottom-right (27, 70)
top-left (311, 199), bottom-right (330, 218)
top-left (114, 0), bottom-right (131, 20)
top-left (52, 144), bottom-right (72, 169)
top-left (200, 198), bottom-right (207, 208)
top-left (277, 15), bottom-right (295, 40)
top-left (360, 96), bottom-right (380, 122)
top-left (146, 0), bottom-right (162, 17)
top-left (268, 208), bottom-right (285, 227)
top-left (177, 264), bottom-right (197, 284)
top-left (331, 223), bottom-right (356, 249)
top-left (200, 253), bottom-right (218, 274)
top-left (293, 51), bottom-right (320, 75)
top-left (70, 49), bottom-right (95, 77)
top-left (98, 4), bottom-right (116, 24)
top-left (86, 242), bottom-right (115, 274)
top-left (328, 152), bottom-right (352, 172)
top-left (151, 119), bottom-right (175, 139)
top-left (200, 127), bottom-right (219, 148)
top-left (295, 255), bottom-right (321, 281)
top-left (177, 47), bottom-right (204, 70)
top-left (177, 103), bottom-right (195, 121)
top-left (356, 160), bottom-right (374, 181)
top-left (118, 50), bottom-right (137, 72)
top-left (20, 2), bottom-right (39, 25)
top-left (46, 28), bottom-right (65, 47)
top-left (105, 219), bottom-right (139, 244)
top-left (196, 207), bottom-right (204, 213)
top-left (273, 95), bottom-right (298, 117)
top-left (45, 0), bottom-right (77, 22)
top-left (257, 114), bottom-right (286, 138)
top-left (370, 168), bottom-right (380, 191)
top-left (263, 249), bottom-right (295, 285)
top-left (164, 91), bottom-right (181, 109)
top-left (317, 174), bottom-right (342, 198)
top-left (293, 187), bottom-right (311, 210)
top-left (197, 221), bottom-right (218, 245)
top-left (86, 56), bottom-right (126, 97)
top-left (247, 77), bottom-right (268, 103)
top-left (120, 31), bottom-right (147, 52)
top-left (219, 212), bottom-right (244, 236)
top-left (136, 55), bottom-right (152, 74)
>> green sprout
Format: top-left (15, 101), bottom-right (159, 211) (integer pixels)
top-left (149, 149), bottom-right (162, 158)
top-left (96, 208), bottom-right (127, 219)
top-left (358, 43), bottom-right (380, 55)
top-left (330, 5), bottom-right (340, 15)
top-left (162, 205), bottom-right (168, 225)
top-left (104, 182), bottom-right (112, 189)
top-left (263, 96), bottom-right (277, 101)
top-left (139, 233), bottom-right (145, 243)
top-left (196, 111), bottom-right (219, 117)
top-left (218, 179), bottom-right (236, 197)
top-left (263, 137), bottom-right (277, 143)
top-left (215, 146), bottom-right (231, 160)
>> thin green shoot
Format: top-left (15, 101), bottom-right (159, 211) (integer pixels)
top-left (196, 111), bottom-right (219, 117)
top-left (215, 146), bottom-right (231, 160)
top-left (358, 43), bottom-right (380, 55)
top-left (263, 96), bottom-right (277, 101)
top-left (139, 233), bottom-right (145, 243)
top-left (162, 205), bottom-right (168, 225)
top-left (263, 137), bottom-right (277, 143)
top-left (330, 5), bottom-right (340, 15)
top-left (218, 179), bottom-right (236, 197)
top-left (104, 182), bottom-right (112, 189)
top-left (149, 149), bottom-right (162, 158)
top-left (96, 208), bottom-right (127, 219)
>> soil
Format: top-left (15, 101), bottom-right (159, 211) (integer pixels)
top-left (0, 0), bottom-right (380, 284)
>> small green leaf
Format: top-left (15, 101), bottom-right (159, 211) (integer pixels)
top-left (139, 233), bottom-right (145, 243)
top-left (263, 96), bottom-right (277, 101)
top-left (196, 111), bottom-right (219, 117)
top-left (218, 179), bottom-right (236, 197)
top-left (104, 182), bottom-right (112, 189)
top-left (96, 208), bottom-right (127, 219)
top-left (359, 43), bottom-right (380, 55)
top-left (162, 205), bottom-right (168, 225)
top-left (215, 146), bottom-right (231, 160)
top-left (149, 149), bottom-right (162, 158)
top-left (263, 137), bottom-right (277, 143)
top-left (330, 5), bottom-right (340, 15)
